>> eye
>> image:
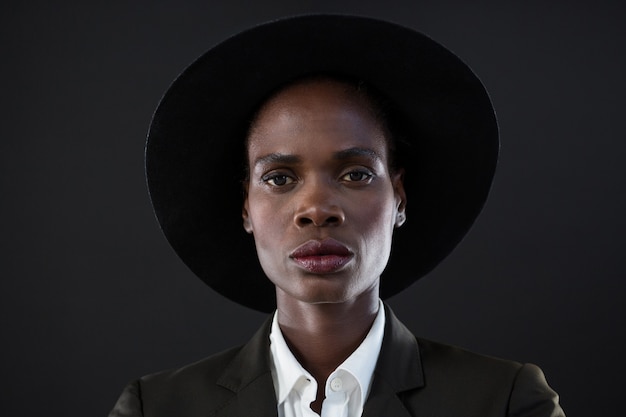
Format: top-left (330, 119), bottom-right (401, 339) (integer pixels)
top-left (262, 173), bottom-right (296, 187)
top-left (341, 170), bottom-right (374, 183)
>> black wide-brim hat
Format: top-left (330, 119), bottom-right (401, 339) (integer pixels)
top-left (146, 15), bottom-right (499, 313)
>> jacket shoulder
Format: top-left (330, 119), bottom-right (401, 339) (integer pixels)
top-left (142, 344), bottom-right (242, 386)
top-left (109, 315), bottom-right (276, 417)
top-left (417, 337), bottom-right (522, 380)
top-left (410, 338), bottom-right (564, 416)
top-left (109, 345), bottom-right (245, 417)
top-left (141, 346), bottom-right (243, 415)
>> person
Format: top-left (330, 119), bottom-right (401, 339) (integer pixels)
top-left (110, 15), bottom-right (565, 417)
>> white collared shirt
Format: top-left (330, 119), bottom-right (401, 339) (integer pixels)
top-left (269, 300), bottom-right (386, 417)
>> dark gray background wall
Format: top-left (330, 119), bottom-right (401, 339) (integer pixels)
top-left (2, 1), bottom-right (624, 416)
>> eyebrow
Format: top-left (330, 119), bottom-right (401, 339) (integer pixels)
top-left (253, 147), bottom-right (383, 168)
top-left (253, 153), bottom-right (302, 167)
top-left (332, 147), bottom-right (383, 162)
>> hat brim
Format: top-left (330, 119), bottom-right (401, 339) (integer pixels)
top-left (146, 15), bottom-right (499, 313)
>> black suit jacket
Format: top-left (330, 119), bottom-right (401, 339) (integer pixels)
top-left (109, 306), bottom-right (564, 417)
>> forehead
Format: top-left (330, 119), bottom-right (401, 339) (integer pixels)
top-left (246, 79), bottom-right (389, 158)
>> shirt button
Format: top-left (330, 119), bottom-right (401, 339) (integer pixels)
top-left (330, 377), bottom-right (343, 392)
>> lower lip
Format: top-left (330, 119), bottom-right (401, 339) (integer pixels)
top-left (292, 255), bottom-right (352, 274)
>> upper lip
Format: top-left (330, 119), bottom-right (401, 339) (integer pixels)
top-left (290, 238), bottom-right (352, 258)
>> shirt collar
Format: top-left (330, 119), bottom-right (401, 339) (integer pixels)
top-left (269, 312), bottom-right (313, 404)
top-left (269, 300), bottom-right (386, 409)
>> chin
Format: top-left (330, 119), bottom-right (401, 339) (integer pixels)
top-left (269, 276), bottom-right (343, 303)
top-left (291, 277), bottom-right (374, 306)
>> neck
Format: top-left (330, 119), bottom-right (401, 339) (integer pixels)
top-left (275, 285), bottom-right (380, 386)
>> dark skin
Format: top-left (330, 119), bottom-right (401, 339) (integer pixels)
top-left (242, 79), bottom-right (406, 414)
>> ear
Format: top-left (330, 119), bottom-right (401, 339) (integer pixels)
top-left (242, 184), bottom-right (253, 234)
top-left (392, 169), bottom-right (407, 228)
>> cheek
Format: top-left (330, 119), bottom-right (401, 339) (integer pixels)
top-left (247, 194), bottom-right (289, 244)
top-left (246, 194), bottom-right (295, 282)
top-left (358, 193), bottom-right (398, 234)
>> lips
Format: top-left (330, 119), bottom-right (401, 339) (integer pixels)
top-left (290, 238), bottom-right (354, 274)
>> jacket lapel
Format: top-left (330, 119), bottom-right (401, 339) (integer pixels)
top-left (362, 305), bottom-right (424, 417)
top-left (213, 315), bottom-right (278, 417)
top-left (212, 305), bottom-right (423, 417)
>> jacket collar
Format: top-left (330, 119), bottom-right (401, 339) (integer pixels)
top-left (214, 314), bottom-right (278, 417)
top-left (362, 304), bottom-right (424, 417)
top-left (214, 304), bottom-right (423, 417)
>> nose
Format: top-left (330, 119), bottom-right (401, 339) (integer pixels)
top-left (294, 181), bottom-right (345, 228)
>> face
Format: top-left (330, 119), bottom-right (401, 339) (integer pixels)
top-left (242, 79), bottom-right (406, 306)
